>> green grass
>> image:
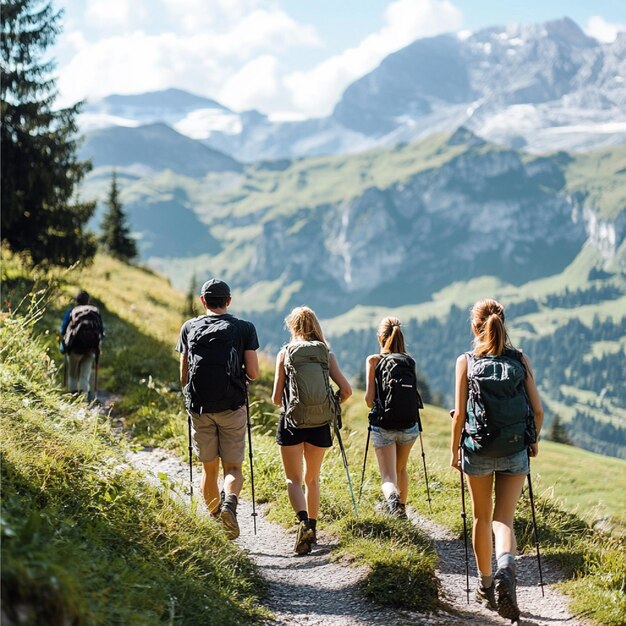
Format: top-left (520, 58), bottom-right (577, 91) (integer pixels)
top-left (564, 146), bottom-right (626, 220)
top-left (0, 289), bottom-right (268, 625)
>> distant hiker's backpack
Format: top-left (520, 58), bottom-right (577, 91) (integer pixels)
top-left (63, 305), bottom-right (102, 354)
top-left (372, 353), bottom-right (423, 430)
top-left (184, 317), bottom-right (246, 413)
top-left (463, 350), bottom-right (536, 458)
top-left (283, 341), bottom-right (340, 429)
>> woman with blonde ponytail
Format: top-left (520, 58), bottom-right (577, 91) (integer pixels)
top-left (364, 317), bottom-right (422, 519)
top-left (450, 299), bottom-right (544, 620)
top-left (272, 306), bottom-right (352, 555)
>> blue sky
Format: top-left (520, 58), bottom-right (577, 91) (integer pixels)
top-left (53, 0), bottom-right (626, 117)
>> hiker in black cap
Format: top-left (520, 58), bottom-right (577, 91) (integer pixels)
top-left (177, 279), bottom-right (259, 539)
top-left (60, 290), bottom-right (104, 400)
top-left (450, 299), bottom-right (543, 620)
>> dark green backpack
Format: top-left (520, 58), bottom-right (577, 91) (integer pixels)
top-left (463, 349), bottom-right (535, 458)
top-left (283, 341), bottom-right (340, 429)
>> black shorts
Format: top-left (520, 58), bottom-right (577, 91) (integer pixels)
top-left (275, 414), bottom-right (333, 448)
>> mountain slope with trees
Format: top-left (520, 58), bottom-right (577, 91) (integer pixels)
top-left (77, 132), bottom-right (625, 458)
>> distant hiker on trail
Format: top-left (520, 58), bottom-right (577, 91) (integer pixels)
top-left (450, 299), bottom-right (543, 621)
top-left (364, 317), bottom-right (424, 518)
top-left (60, 290), bottom-right (104, 400)
top-left (272, 306), bottom-right (352, 555)
top-left (177, 279), bottom-right (259, 540)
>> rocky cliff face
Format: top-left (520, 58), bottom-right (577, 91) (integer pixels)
top-left (223, 141), bottom-right (596, 315)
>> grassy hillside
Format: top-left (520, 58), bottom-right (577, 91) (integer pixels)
top-left (2, 249), bottom-right (625, 624)
top-left (0, 253), bottom-right (267, 625)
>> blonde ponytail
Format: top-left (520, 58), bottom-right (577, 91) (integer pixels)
top-left (377, 316), bottom-right (407, 354)
top-left (285, 306), bottom-right (327, 344)
top-left (471, 299), bottom-right (510, 357)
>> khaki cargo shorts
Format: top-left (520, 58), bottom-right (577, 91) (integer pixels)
top-left (189, 405), bottom-right (247, 464)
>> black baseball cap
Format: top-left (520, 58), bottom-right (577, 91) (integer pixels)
top-left (201, 279), bottom-right (231, 298)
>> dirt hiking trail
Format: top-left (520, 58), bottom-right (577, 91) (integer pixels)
top-left (126, 444), bottom-right (586, 626)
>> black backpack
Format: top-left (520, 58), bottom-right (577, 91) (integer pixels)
top-left (64, 305), bottom-right (102, 354)
top-left (372, 353), bottom-right (423, 430)
top-left (464, 349), bottom-right (536, 458)
top-left (184, 316), bottom-right (246, 413)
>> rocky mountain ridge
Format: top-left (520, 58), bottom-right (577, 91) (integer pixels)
top-left (80, 18), bottom-right (626, 161)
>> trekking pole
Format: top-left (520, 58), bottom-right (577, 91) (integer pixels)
top-left (459, 447), bottom-right (471, 604)
top-left (246, 389), bottom-right (258, 535)
top-left (417, 417), bottom-right (432, 512)
top-left (187, 411), bottom-right (194, 499)
top-left (527, 451), bottom-right (545, 597)
top-left (335, 424), bottom-right (358, 516)
top-left (358, 425), bottom-right (371, 505)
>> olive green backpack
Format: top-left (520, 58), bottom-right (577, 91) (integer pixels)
top-left (283, 341), bottom-right (340, 429)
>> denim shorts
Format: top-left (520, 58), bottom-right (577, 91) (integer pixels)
top-left (462, 448), bottom-right (529, 477)
top-left (370, 423), bottom-right (420, 449)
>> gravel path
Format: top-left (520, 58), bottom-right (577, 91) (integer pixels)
top-left (126, 445), bottom-right (585, 626)
top-left (408, 510), bottom-right (587, 626)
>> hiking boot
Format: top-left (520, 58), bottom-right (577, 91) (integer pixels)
top-left (294, 520), bottom-right (315, 555)
top-left (219, 498), bottom-right (240, 540)
top-left (475, 582), bottom-right (497, 610)
top-left (396, 503), bottom-right (408, 520)
top-left (494, 566), bottom-right (520, 621)
top-left (386, 492), bottom-right (403, 518)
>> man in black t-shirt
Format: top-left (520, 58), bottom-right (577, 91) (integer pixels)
top-left (177, 279), bottom-right (259, 539)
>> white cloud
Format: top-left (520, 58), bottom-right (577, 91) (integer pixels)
top-left (161, 0), bottom-right (261, 31)
top-left (85, 0), bottom-right (144, 28)
top-left (212, 9), bottom-right (320, 59)
top-left (58, 31), bottom-right (220, 106)
top-left (218, 55), bottom-right (279, 111)
top-left (56, 1), bottom-right (320, 108)
top-left (284, 0), bottom-right (463, 117)
top-left (585, 16), bottom-right (626, 43)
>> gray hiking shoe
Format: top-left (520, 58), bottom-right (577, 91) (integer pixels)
top-left (494, 566), bottom-right (520, 622)
top-left (386, 492), bottom-right (403, 518)
top-left (294, 520), bottom-right (315, 555)
top-left (219, 499), bottom-right (240, 540)
top-left (475, 582), bottom-right (497, 610)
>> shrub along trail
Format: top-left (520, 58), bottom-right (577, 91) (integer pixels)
top-left (127, 445), bottom-right (579, 626)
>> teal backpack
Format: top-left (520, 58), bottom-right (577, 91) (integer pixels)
top-left (463, 349), bottom-right (536, 458)
top-left (283, 341), bottom-right (340, 429)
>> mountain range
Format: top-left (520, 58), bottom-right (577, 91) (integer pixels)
top-left (80, 17), bottom-right (626, 162)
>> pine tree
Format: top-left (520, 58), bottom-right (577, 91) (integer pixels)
top-left (1, 0), bottom-right (96, 265)
top-left (549, 414), bottom-right (572, 445)
top-left (183, 273), bottom-right (199, 319)
top-left (99, 171), bottom-right (138, 261)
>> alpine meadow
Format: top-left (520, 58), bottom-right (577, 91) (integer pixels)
top-left (1, 2), bottom-right (625, 626)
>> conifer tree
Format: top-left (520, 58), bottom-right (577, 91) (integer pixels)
top-left (1, 0), bottom-right (96, 265)
top-left (549, 414), bottom-right (571, 445)
top-left (183, 273), bottom-right (199, 319)
top-left (99, 171), bottom-right (138, 261)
